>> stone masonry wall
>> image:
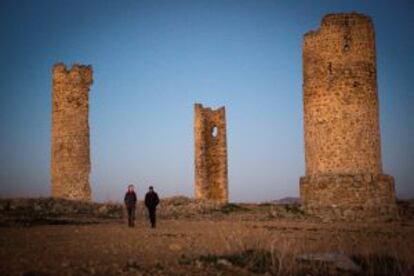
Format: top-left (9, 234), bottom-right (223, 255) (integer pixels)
top-left (303, 13), bottom-right (381, 175)
top-left (300, 13), bottom-right (397, 220)
top-left (51, 63), bottom-right (93, 201)
top-left (300, 174), bottom-right (397, 220)
top-left (194, 104), bottom-right (228, 203)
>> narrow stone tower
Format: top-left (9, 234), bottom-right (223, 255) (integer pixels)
top-left (51, 63), bottom-right (93, 201)
top-left (300, 13), bottom-right (397, 220)
top-left (194, 103), bottom-right (228, 203)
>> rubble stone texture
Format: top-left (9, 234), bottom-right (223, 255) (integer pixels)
top-left (51, 63), bottom-right (93, 201)
top-left (194, 104), bottom-right (228, 203)
top-left (300, 13), bottom-right (398, 220)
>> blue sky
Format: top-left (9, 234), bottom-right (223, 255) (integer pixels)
top-left (0, 0), bottom-right (412, 202)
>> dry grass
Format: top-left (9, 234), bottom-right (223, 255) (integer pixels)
top-left (0, 198), bottom-right (413, 275)
top-left (193, 218), bottom-right (414, 275)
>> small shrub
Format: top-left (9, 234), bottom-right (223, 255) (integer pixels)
top-left (352, 254), bottom-right (404, 275)
top-left (283, 204), bottom-right (305, 215)
top-left (219, 203), bottom-right (250, 214)
top-left (198, 249), bottom-right (276, 274)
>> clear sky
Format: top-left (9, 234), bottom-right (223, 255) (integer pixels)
top-left (0, 0), bottom-right (412, 202)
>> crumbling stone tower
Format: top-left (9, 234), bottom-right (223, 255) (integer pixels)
top-left (300, 13), bottom-right (397, 220)
top-left (194, 103), bottom-right (228, 203)
top-left (51, 63), bottom-right (93, 201)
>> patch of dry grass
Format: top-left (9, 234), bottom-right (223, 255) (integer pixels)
top-left (193, 218), bottom-right (413, 275)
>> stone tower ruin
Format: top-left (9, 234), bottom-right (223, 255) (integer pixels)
top-left (300, 13), bottom-right (398, 220)
top-left (51, 63), bottom-right (93, 201)
top-left (194, 103), bottom-right (228, 203)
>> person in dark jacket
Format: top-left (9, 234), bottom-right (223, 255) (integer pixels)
top-left (124, 184), bottom-right (137, 227)
top-left (144, 186), bottom-right (159, 228)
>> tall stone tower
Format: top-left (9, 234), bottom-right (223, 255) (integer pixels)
top-left (51, 63), bottom-right (93, 201)
top-left (194, 103), bottom-right (228, 203)
top-left (300, 13), bottom-right (397, 220)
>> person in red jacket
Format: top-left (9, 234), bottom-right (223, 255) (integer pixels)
top-left (124, 184), bottom-right (137, 227)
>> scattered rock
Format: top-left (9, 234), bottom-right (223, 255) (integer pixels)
top-left (88, 267), bottom-right (96, 275)
top-left (169, 243), bottom-right (182, 251)
top-left (123, 259), bottom-right (143, 274)
top-left (0, 196), bottom-right (259, 225)
top-left (0, 198), bottom-right (123, 226)
top-left (98, 205), bottom-right (108, 215)
top-left (217, 258), bottom-right (232, 267)
top-left (33, 203), bottom-right (42, 212)
top-left (51, 202), bottom-right (64, 214)
top-left (297, 252), bottom-right (361, 273)
top-left (61, 260), bottom-right (70, 268)
top-left (195, 259), bottom-right (203, 269)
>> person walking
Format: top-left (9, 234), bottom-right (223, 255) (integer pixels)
top-left (124, 184), bottom-right (137, 227)
top-left (144, 186), bottom-right (160, 228)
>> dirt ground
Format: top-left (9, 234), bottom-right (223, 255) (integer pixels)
top-left (1, 213), bottom-right (413, 275)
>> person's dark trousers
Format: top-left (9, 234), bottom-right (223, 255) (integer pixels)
top-left (127, 207), bottom-right (135, 227)
top-left (148, 207), bottom-right (156, 228)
